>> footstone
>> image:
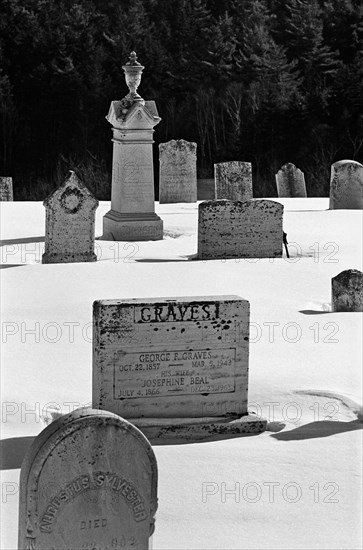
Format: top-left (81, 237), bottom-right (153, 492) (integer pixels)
top-left (0, 177), bottom-right (13, 201)
top-left (214, 161), bottom-right (252, 200)
top-left (93, 296), bottom-right (266, 442)
top-left (331, 269), bottom-right (363, 312)
top-left (159, 140), bottom-right (197, 203)
top-left (275, 163), bottom-right (307, 197)
top-left (42, 171), bottom-right (98, 264)
top-left (102, 52), bottom-right (163, 241)
top-left (18, 408), bottom-right (158, 550)
top-left (329, 160), bottom-right (363, 209)
top-left (198, 199), bottom-right (283, 260)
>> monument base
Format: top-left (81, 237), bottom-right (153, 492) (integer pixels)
top-left (102, 210), bottom-right (163, 241)
top-left (130, 414), bottom-right (267, 444)
top-left (42, 252), bottom-right (97, 264)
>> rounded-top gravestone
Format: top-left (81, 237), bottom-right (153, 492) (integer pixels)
top-left (329, 160), bottom-right (363, 209)
top-left (331, 269), bottom-right (363, 312)
top-left (275, 163), bottom-right (307, 198)
top-left (18, 408), bottom-right (158, 550)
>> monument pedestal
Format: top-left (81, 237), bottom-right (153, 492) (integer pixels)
top-left (103, 210), bottom-right (163, 241)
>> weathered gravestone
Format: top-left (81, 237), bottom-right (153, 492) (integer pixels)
top-left (103, 52), bottom-right (163, 241)
top-left (275, 163), bottom-right (307, 198)
top-left (214, 161), bottom-right (253, 201)
top-left (329, 160), bottom-right (363, 209)
top-left (42, 171), bottom-right (98, 264)
top-left (159, 140), bottom-right (197, 203)
top-left (18, 408), bottom-right (158, 550)
top-left (93, 296), bottom-right (266, 442)
top-left (331, 269), bottom-right (363, 312)
top-left (198, 200), bottom-right (283, 260)
top-left (0, 177), bottom-right (13, 201)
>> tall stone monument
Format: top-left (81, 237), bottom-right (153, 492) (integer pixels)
top-left (103, 52), bottom-right (163, 241)
top-left (329, 160), bottom-right (363, 209)
top-left (18, 408), bottom-right (158, 550)
top-left (214, 161), bottom-right (253, 201)
top-left (275, 163), bottom-right (307, 197)
top-left (159, 140), bottom-right (197, 203)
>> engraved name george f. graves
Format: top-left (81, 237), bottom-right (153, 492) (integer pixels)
top-left (18, 408), bottom-right (157, 550)
top-left (93, 296), bottom-right (249, 420)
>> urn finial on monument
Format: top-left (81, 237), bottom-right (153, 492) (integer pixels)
top-left (122, 51), bottom-right (145, 104)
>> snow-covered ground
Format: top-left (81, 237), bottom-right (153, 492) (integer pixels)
top-left (1, 198), bottom-right (362, 549)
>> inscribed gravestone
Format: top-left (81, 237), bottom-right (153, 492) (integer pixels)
top-left (0, 177), bottom-right (13, 201)
top-left (331, 269), bottom-right (363, 312)
top-left (275, 163), bottom-right (307, 198)
top-left (159, 140), bottom-right (197, 203)
top-left (93, 296), bottom-right (253, 418)
top-left (329, 160), bottom-right (363, 209)
top-left (198, 200), bottom-right (283, 260)
top-left (42, 171), bottom-right (98, 264)
top-left (18, 408), bottom-right (158, 550)
top-left (214, 161), bottom-right (252, 201)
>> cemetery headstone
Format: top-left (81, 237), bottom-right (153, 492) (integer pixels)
top-left (331, 269), bottom-right (363, 312)
top-left (197, 178), bottom-right (215, 200)
top-left (329, 160), bottom-right (363, 209)
top-left (18, 408), bottom-right (158, 550)
top-left (159, 140), bottom-right (197, 203)
top-left (198, 199), bottom-right (283, 260)
top-left (275, 163), bottom-right (307, 197)
top-left (42, 171), bottom-right (98, 264)
top-left (103, 52), bottom-right (163, 240)
top-left (214, 161), bottom-right (252, 201)
top-left (93, 296), bottom-right (266, 442)
top-left (0, 177), bottom-right (13, 201)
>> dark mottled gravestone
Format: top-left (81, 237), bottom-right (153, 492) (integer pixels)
top-left (0, 177), bottom-right (13, 201)
top-left (42, 171), bottom-right (98, 264)
top-left (214, 161), bottom-right (252, 201)
top-left (332, 269), bottom-right (363, 312)
top-left (93, 296), bottom-right (266, 443)
top-left (275, 163), bottom-right (307, 197)
top-left (18, 408), bottom-right (158, 550)
top-left (198, 199), bottom-right (283, 260)
top-left (159, 140), bottom-right (197, 203)
top-left (329, 160), bottom-right (363, 209)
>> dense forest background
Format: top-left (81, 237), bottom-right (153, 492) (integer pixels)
top-left (1, 0), bottom-right (362, 199)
